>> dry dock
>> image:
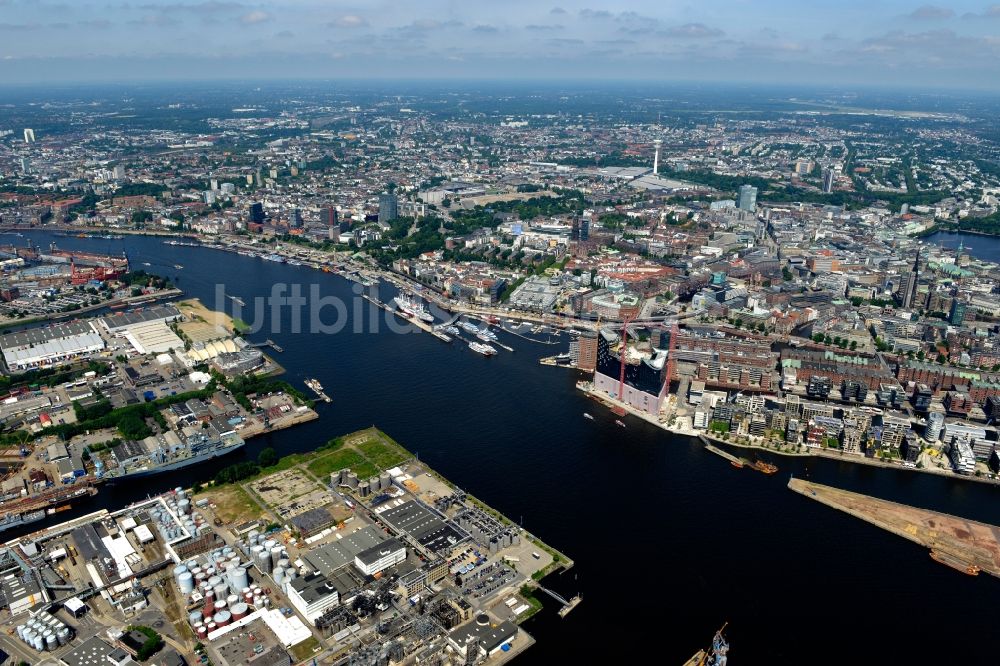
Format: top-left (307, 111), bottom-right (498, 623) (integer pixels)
top-left (789, 477), bottom-right (1000, 577)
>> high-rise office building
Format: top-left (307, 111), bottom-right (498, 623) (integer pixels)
top-left (575, 331), bottom-right (598, 372)
top-left (19, 157), bottom-right (30, 174)
top-left (290, 208), bottom-right (303, 228)
top-left (737, 185), bottom-right (757, 212)
top-left (378, 193), bottom-right (398, 224)
top-left (580, 218), bottom-right (589, 241)
top-left (822, 169), bottom-right (835, 193)
top-left (324, 206), bottom-right (338, 228)
top-left (899, 250), bottom-right (919, 309)
top-left (949, 298), bottom-right (966, 326)
top-left (23, 128), bottom-right (35, 143)
top-left (249, 202), bottom-right (265, 224)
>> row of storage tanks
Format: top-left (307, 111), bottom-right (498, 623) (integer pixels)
top-left (152, 487), bottom-right (212, 542)
top-left (334, 468), bottom-right (393, 498)
top-left (186, 582), bottom-right (269, 640)
top-left (15, 610), bottom-right (73, 653)
top-left (238, 531), bottom-right (300, 595)
top-left (174, 543), bottom-right (278, 640)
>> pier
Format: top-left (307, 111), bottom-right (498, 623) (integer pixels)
top-left (700, 436), bottom-right (744, 467)
top-left (789, 477), bottom-right (1000, 577)
top-left (361, 293), bottom-right (452, 342)
top-left (248, 339), bottom-right (283, 353)
top-left (304, 380), bottom-right (332, 403)
top-left (535, 585), bottom-right (582, 618)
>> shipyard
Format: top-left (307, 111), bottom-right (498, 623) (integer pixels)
top-left (0, 292), bottom-right (319, 532)
top-left (0, 427), bottom-right (571, 666)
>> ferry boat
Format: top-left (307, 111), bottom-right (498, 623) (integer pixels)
top-left (468, 341), bottom-right (497, 356)
top-left (173, 264), bottom-right (184, 269)
top-left (393, 294), bottom-right (434, 323)
top-left (305, 378), bottom-right (324, 392)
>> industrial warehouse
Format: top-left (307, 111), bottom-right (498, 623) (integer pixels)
top-left (0, 428), bottom-right (572, 666)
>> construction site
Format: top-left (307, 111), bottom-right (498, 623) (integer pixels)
top-left (789, 477), bottom-right (1000, 577)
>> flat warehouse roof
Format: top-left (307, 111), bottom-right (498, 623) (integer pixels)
top-left (101, 305), bottom-right (181, 330)
top-left (0, 320), bottom-right (97, 348)
top-left (303, 525), bottom-right (387, 575)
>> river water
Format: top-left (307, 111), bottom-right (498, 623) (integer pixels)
top-left (5, 231), bottom-right (1000, 664)
top-left (924, 230), bottom-right (1000, 264)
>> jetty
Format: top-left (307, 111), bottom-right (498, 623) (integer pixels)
top-left (700, 435), bottom-right (743, 466)
top-left (247, 338), bottom-right (283, 353)
top-left (789, 477), bottom-right (1000, 577)
top-left (361, 293), bottom-right (452, 343)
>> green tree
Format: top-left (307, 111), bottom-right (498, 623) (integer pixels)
top-left (257, 447), bottom-right (278, 467)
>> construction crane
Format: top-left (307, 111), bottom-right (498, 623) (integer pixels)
top-left (665, 320), bottom-right (680, 388)
top-left (615, 311), bottom-right (637, 414)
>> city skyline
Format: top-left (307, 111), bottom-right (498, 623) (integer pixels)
top-left (1, 1), bottom-right (1000, 90)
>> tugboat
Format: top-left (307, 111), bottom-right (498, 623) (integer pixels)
top-left (750, 459), bottom-right (779, 475)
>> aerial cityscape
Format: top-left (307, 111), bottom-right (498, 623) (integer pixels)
top-left (3, 2), bottom-right (1000, 666)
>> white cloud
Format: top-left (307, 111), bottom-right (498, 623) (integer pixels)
top-left (333, 15), bottom-right (367, 28)
top-left (240, 10), bottom-right (270, 25)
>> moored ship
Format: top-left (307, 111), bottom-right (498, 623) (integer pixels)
top-left (468, 341), bottom-right (497, 356)
top-left (93, 431), bottom-right (245, 479)
top-left (393, 293), bottom-right (434, 323)
top-left (0, 510), bottom-right (45, 534)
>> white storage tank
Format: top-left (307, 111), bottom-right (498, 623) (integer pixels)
top-left (178, 571), bottom-right (195, 594)
top-left (230, 566), bottom-right (249, 591)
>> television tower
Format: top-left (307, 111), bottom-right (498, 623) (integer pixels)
top-left (653, 139), bottom-right (662, 175)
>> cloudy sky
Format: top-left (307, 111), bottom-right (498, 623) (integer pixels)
top-left (2, 0), bottom-right (1000, 89)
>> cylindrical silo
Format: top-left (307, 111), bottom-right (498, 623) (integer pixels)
top-left (197, 625), bottom-right (208, 639)
top-left (188, 611), bottom-right (202, 626)
top-left (214, 600), bottom-right (227, 611)
top-left (273, 568), bottom-right (285, 586)
top-left (178, 571), bottom-right (194, 594)
top-left (57, 627), bottom-right (70, 646)
top-left (33, 635), bottom-right (44, 651)
top-left (45, 631), bottom-right (57, 651)
top-left (230, 565), bottom-right (249, 592)
top-left (213, 610), bottom-right (232, 627)
top-left (213, 582), bottom-right (228, 600)
top-left (379, 473), bottom-right (391, 490)
top-left (231, 602), bottom-right (249, 620)
top-left (255, 549), bottom-right (272, 574)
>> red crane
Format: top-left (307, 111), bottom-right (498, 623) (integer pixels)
top-left (615, 312), bottom-right (637, 413)
top-left (665, 320), bottom-right (679, 386)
